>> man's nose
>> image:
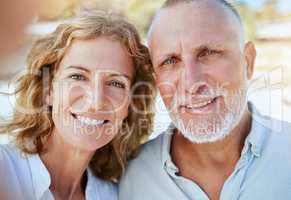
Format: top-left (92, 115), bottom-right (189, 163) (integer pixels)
top-left (181, 58), bottom-right (203, 94)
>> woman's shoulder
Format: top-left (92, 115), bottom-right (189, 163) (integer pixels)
top-left (0, 143), bottom-right (32, 176)
top-left (0, 144), bottom-right (32, 198)
top-left (0, 143), bottom-right (25, 163)
top-left (0, 142), bottom-right (40, 180)
top-left (0, 143), bottom-right (49, 199)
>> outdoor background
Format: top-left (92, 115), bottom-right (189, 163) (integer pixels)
top-left (0, 0), bottom-right (291, 141)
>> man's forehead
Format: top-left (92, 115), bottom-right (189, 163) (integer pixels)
top-left (149, 8), bottom-right (241, 54)
top-left (148, 1), bottom-right (243, 50)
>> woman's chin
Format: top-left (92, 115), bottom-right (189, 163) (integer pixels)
top-left (63, 131), bottom-right (116, 152)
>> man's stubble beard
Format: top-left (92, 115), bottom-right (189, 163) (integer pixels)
top-left (169, 86), bottom-right (248, 144)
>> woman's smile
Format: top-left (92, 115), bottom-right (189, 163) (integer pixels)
top-left (71, 112), bottom-right (110, 127)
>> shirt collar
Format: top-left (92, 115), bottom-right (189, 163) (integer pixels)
top-left (161, 102), bottom-right (271, 167)
top-left (244, 102), bottom-right (271, 157)
top-left (161, 123), bottom-right (176, 169)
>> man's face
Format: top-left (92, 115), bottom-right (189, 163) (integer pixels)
top-left (149, 2), bottom-right (256, 143)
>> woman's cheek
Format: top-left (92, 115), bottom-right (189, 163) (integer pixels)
top-left (67, 85), bottom-right (89, 112)
top-left (105, 88), bottom-right (130, 117)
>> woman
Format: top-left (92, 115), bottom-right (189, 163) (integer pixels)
top-left (0, 10), bottom-right (155, 200)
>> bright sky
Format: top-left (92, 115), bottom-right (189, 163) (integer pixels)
top-left (237, 0), bottom-right (291, 13)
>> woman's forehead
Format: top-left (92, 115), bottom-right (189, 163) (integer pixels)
top-left (56, 37), bottom-right (135, 79)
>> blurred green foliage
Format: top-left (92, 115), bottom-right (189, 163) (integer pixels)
top-left (60, 0), bottom-right (291, 41)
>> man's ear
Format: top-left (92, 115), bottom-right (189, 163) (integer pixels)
top-left (244, 41), bottom-right (256, 80)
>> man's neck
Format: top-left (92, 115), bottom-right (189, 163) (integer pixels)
top-left (170, 108), bottom-right (252, 200)
top-left (171, 108), bottom-right (251, 169)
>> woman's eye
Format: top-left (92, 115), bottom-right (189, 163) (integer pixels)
top-left (69, 74), bottom-right (86, 81)
top-left (108, 80), bottom-right (126, 89)
top-left (162, 57), bottom-right (177, 66)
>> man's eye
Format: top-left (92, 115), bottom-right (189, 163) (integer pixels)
top-left (198, 49), bottom-right (219, 58)
top-left (108, 80), bottom-right (126, 89)
top-left (162, 57), bottom-right (177, 66)
top-left (69, 74), bottom-right (86, 81)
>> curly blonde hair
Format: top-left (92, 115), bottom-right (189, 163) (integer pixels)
top-left (1, 9), bottom-right (156, 181)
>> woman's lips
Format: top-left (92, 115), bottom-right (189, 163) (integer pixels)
top-left (71, 113), bottom-right (109, 126)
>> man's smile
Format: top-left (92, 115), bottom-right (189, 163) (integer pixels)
top-left (179, 96), bottom-right (221, 114)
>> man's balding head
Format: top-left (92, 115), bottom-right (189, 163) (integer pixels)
top-left (147, 0), bottom-right (247, 58)
top-left (161, 0), bottom-right (241, 23)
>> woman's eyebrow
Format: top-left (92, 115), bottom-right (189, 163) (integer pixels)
top-left (65, 66), bottom-right (132, 81)
top-left (66, 65), bottom-right (90, 73)
top-left (108, 73), bottom-right (132, 81)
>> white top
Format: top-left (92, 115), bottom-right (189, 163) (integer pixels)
top-left (0, 144), bottom-right (117, 200)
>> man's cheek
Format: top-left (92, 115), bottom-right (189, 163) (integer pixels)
top-left (158, 80), bottom-right (177, 95)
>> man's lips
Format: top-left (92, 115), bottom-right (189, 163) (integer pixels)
top-left (180, 96), bottom-right (220, 111)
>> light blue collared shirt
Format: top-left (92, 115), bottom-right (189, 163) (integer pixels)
top-left (0, 144), bottom-right (117, 200)
top-left (119, 105), bottom-right (291, 200)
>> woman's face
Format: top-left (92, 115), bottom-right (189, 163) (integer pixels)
top-left (48, 37), bottom-right (134, 151)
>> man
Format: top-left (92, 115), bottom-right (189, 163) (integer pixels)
top-left (119, 0), bottom-right (291, 200)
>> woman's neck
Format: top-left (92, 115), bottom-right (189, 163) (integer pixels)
top-left (40, 129), bottom-right (95, 199)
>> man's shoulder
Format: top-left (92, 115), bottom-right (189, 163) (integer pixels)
top-left (119, 133), bottom-right (167, 185)
top-left (87, 168), bottom-right (117, 200)
top-left (127, 133), bottom-right (165, 170)
top-left (258, 116), bottom-right (291, 160)
top-left (119, 133), bottom-right (182, 200)
top-left (252, 108), bottom-right (290, 134)
top-left (268, 118), bottom-right (291, 144)
top-left (260, 115), bottom-right (291, 139)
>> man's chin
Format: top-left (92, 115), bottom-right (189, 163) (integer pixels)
top-left (172, 117), bottom-right (234, 144)
top-left (179, 128), bottom-right (231, 144)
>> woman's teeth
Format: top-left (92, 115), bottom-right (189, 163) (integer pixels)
top-left (76, 115), bottom-right (105, 126)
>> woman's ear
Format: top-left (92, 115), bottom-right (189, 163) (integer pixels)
top-left (43, 66), bottom-right (55, 107)
top-left (45, 93), bottom-right (52, 107)
top-left (45, 84), bottom-right (53, 106)
top-left (244, 41), bottom-right (257, 80)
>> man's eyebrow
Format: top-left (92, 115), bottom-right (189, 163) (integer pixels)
top-left (194, 44), bottom-right (225, 51)
top-left (156, 44), bottom-right (224, 60)
top-left (66, 65), bottom-right (90, 73)
top-left (155, 52), bottom-right (178, 64)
